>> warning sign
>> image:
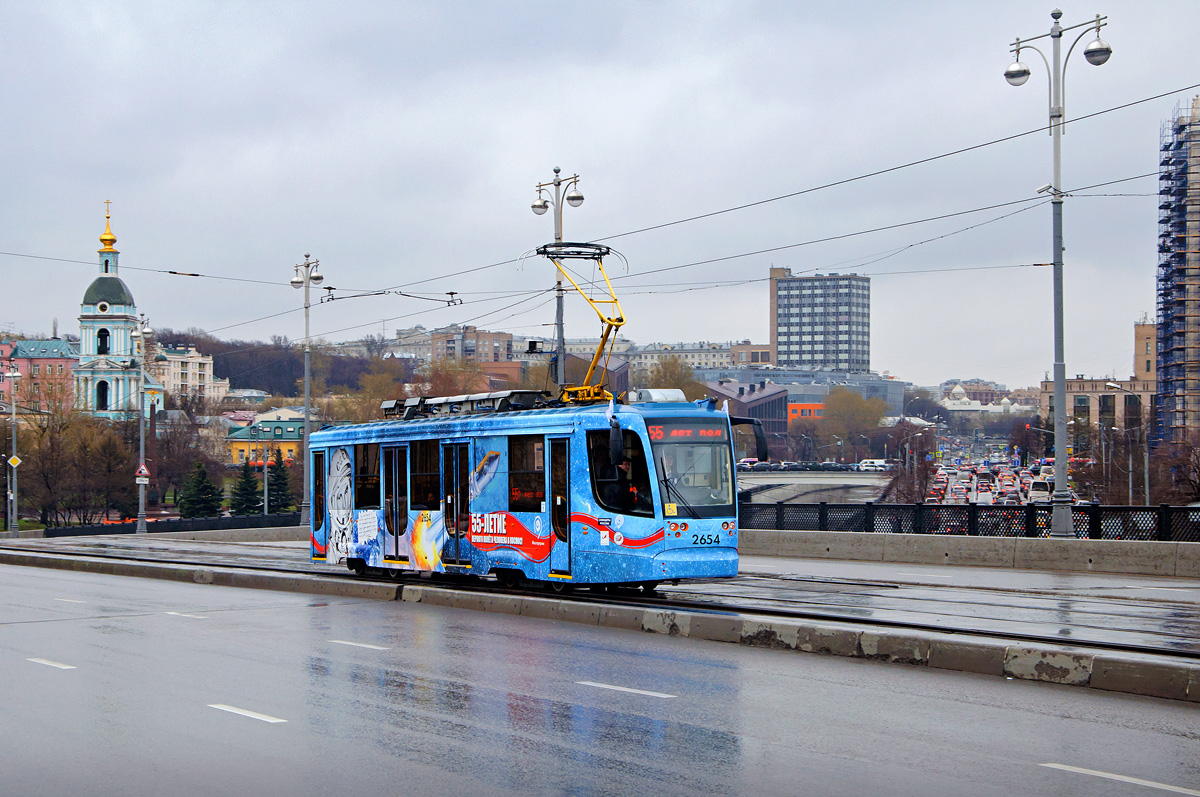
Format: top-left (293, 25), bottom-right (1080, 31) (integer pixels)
top-left (135, 464), bottom-right (150, 477)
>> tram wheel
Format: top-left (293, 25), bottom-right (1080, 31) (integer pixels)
top-left (495, 569), bottom-right (523, 589)
top-left (641, 581), bottom-right (660, 594)
top-left (548, 581), bottom-right (573, 594)
top-left (386, 567), bottom-right (405, 580)
top-left (347, 558), bottom-right (366, 576)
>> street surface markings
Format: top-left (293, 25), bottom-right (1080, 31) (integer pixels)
top-left (164, 611), bottom-right (207, 619)
top-left (207, 704), bottom-right (287, 724)
top-left (330, 639), bottom-right (390, 651)
top-left (27, 658), bottom-right (76, 670)
top-left (1040, 764), bottom-right (1200, 795)
top-left (54, 598), bottom-right (87, 603)
top-left (576, 681), bottom-right (676, 699)
top-left (1142, 587), bottom-right (1191, 593)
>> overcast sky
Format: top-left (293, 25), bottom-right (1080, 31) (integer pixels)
top-left (2, 1), bottom-right (1196, 391)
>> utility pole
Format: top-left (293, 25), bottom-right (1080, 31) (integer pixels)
top-left (531, 167), bottom-right (584, 388)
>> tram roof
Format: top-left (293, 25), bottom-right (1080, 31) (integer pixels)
top-left (309, 400), bottom-right (722, 445)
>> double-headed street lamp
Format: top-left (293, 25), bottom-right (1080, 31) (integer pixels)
top-left (6, 364), bottom-right (20, 537)
top-left (291, 254), bottom-right (323, 526)
top-left (1005, 9), bottom-right (1112, 537)
top-left (1107, 382), bottom-right (1150, 506)
top-left (531, 167), bottom-right (585, 386)
top-left (129, 315), bottom-right (154, 533)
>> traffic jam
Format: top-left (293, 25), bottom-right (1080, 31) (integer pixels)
top-left (925, 461), bottom-right (1066, 506)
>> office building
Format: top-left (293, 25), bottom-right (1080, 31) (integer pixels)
top-left (769, 268), bottom-right (870, 372)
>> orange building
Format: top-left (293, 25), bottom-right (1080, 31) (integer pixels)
top-left (788, 403), bottom-right (824, 422)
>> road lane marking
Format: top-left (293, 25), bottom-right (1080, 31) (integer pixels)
top-left (164, 612), bottom-right (207, 619)
top-left (576, 681), bottom-right (675, 699)
top-left (54, 598), bottom-right (86, 603)
top-left (1040, 764), bottom-right (1200, 795)
top-left (329, 639), bottom-right (390, 651)
top-left (207, 704), bottom-right (287, 723)
top-left (27, 658), bottom-right (76, 670)
top-left (1143, 587), bottom-right (1191, 592)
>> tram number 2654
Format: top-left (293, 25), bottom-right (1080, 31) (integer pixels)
top-left (692, 533), bottom-right (722, 545)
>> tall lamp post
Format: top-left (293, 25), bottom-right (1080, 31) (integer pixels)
top-left (129, 315), bottom-right (153, 533)
top-left (1004, 9), bottom-right (1112, 537)
top-left (531, 167), bottom-right (585, 387)
top-left (6, 365), bottom-right (20, 537)
top-left (291, 254), bottom-right (323, 526)
top-left (1107, 382), bottom-right (1149, 505)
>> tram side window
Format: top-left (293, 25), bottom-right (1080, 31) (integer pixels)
top-left (509, 435), bottom-right (545, 512)
top-left (354, 443), bottom-right (380, 509)
top-left (587, 429), bottom-right (654, 518)
top-left (410, 440), bottom-right (440, 510)
top-left (313, 450), bottom-right (326, 528)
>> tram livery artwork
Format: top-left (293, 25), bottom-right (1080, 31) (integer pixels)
top-left (307, 390), bottom-right (763, 589)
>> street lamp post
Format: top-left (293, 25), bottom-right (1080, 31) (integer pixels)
top-left (130, 315), bottom-right (153, 533)
top-left (1107, 382), bottom-right (1149, 505)
top-left (1005, 9), bottom-right (1112, 537)
top-left (531, 167), bottom-right (585, 387)
top-left (6, 365), bottom-right (20, 537)
top-left (291, 255), bottom-right (323, 526)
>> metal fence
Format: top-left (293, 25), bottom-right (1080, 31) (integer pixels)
top-left (738, 502), bottom-right (1200, 542)
top-left (42, 513), bottom-right (302, 538)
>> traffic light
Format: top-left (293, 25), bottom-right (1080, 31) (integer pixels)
top-left (1025, 424), bottom-right (1030, 430)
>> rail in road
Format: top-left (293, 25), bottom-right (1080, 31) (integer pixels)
top-left (3, 536), bottom-right (1196, 665)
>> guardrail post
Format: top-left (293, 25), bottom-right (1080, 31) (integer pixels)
top-left (818, 502), bottom-right (828, 531)
top-left (1157, 504), bottom-right (1172, 542)
top-left (775, 501), bottom-right (785, 530)
top-left (1024, 504), bottom-right (1036, 538)
top-left (914, 502), bottom-right (926, 534)
top-left (968, 503), bottom-right (978, 536)
top-left (1088, 503), bottom-right (1102, 540)
top-left (864, 501), bottom-right (875, 533)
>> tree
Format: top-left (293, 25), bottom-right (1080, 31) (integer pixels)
top-left (228, 459), bottom-right (262, 516)
top-left (178, 461), bottom-right (223, 518)
top-left (267, 448), bottom-right (294, 512)
top-left (419, 357), bottom-right (488, 396)
top-left (822, 387), bottom-right (889, 459)
top-left (646, 356), bottom-right (706, 400)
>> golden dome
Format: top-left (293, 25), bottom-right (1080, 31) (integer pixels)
top-left (98, 201), bottom-right (118, 252)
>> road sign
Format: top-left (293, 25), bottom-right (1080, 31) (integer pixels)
top-left (135, 476), bottom-right (149, 485)
top-left (7, 456), bottom-right (19, 468)
top-left (135, 464), bottom-right (150, 477)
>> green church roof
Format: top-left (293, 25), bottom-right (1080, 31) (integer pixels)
top-left (83, 276), bottom-right (135, 307)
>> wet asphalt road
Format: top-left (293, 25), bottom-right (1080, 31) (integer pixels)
top-left (1, 564), bottom-right (1198, 796)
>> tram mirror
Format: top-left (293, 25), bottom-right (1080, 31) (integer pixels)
top-left (609, 419), bottom-right (623, 465)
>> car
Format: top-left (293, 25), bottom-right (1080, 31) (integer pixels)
top-left (751, 461), bottom-right (773, 471)
top-left (1028, 479), bottom-right (1052, 503)
top-left (976, 490), bottom-right (995, 505)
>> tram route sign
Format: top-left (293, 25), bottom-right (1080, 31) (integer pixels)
top-left (7, 456), bottom-right (19, 468)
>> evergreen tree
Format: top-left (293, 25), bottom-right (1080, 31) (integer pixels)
top-left (267, 448), bottom-right (294, 512)
top-left (229, 459), bottom-right (262, 516)
top-left (178, 461), bottom-right (223, 518)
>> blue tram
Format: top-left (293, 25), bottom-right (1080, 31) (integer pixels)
top-left (306, 389), bottom-right (764, 589)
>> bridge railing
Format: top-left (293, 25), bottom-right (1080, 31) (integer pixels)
top-left (738, 501), bottom-right (1200, 542)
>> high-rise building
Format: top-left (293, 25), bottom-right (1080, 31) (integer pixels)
top-left (769, 267), bottom-right (870, 372)
top-left (1157, 96), bottom-right (1200, 441)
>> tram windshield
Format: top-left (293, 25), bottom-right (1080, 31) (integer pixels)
top-left (646, 418), bottom-right (736, 518)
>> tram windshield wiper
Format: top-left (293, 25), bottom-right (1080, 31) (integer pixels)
top-left (658, 455), bottom-right (700, 519)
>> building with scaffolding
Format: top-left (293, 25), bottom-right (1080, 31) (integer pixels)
top-left (1157, 96), bottom-right (1200, 441)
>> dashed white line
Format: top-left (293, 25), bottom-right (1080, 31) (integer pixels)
top-left (1040, 763), bottom-right (1200, 795)
top-left (1142, 587), bottom-right (1191, 593)
top-left (576, 681), bottom-right (675, 699)
top-left (329, 639), bottom-right (390, 651)
top-left (27, 658), bottom-right (76, 670)
top-left (164, 611), bottom-right (207, 619)
top-left (207, 704), bottom-right (287, 723)
top-left (54, 598), bottom-right (86, 603)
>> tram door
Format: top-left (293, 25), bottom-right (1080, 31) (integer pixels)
top-left (548, 437), bottom-right (571, 575)
top-left (442, 443), bottom-right (470, 564)
top-left (382, 446), bottom-right (407, 561)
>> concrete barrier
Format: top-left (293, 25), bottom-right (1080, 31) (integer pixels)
top-left (740, 528), bottom-right (1200, 577)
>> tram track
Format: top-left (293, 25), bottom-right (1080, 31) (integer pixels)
top-left (3, 541), bottom-right (1197, 664)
